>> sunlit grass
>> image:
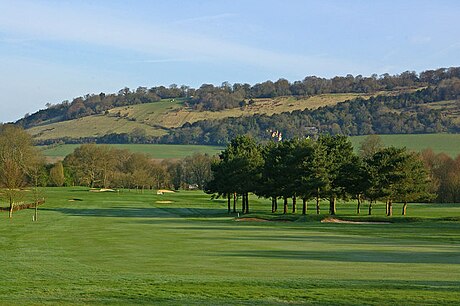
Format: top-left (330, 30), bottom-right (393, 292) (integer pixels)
top-left (0, 188), bottom-right (459, 304)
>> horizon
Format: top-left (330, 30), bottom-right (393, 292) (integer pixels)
top-left (1, 0), bottom-right (460, 123)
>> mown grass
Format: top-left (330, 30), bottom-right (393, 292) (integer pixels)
top-left (350, 133), bottom-right (460, 157)
top-left (0, 188), bottom-right (459, 305)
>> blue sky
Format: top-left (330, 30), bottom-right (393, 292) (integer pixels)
top-left (0, 0), bottom-right (459, 123)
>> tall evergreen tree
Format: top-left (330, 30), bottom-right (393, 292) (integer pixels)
top-left (317, 135), bottom-right (355, 215)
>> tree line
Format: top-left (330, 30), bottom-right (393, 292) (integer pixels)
top-left (60, 144), bottom-right (214, 191)
top-left (205, 135), bottom-right (446, 216)
top-left (17, 67), bottom-right (460, 129)
top-left (187, 67), bottom-right (460, 111)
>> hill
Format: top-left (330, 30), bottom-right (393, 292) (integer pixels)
top-left (13, 67), bottom-right (460, 145)
top-left (27, 93), bottom-right (378, 142)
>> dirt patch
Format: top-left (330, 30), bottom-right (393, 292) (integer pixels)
top-left (321, 217), bottom-right (390, 224)
top-left (156, 201), bottom-right (173, 204)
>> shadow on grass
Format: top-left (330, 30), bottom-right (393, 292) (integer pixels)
top-left (221, 249), bottom-right (460, 264)
top-left (42, 206), bottom-right (226, 218)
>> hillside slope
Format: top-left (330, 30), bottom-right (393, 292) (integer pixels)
top-left (27, 93), bottom-right (376, 141)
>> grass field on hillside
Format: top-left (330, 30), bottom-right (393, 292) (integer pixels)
top-left (27, 113), bottom-right (169, 140)
top-left (350, 133), bottom-right (460, 157)
top-left (0, 188), bottom-right (459, 305)
top-left (40, 144), bottom-right (224, 160)
top-left (158, 93), bottom-right (369, 127)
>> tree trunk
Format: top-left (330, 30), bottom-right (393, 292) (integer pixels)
top-left (233, 192), bottom-right (237, 213)
top-left (274, 197), bottom-right (278, 212)
top-left (368, 201), bottom-right (372, 215)
top-left (245, 193), bottom-right (249, 214)
top-left (34, 200), bottom-right (38, 221)
top-left (271, 197), bottom-right (276, 213)
top-left (385, 199), bottom-right (389, 215)
top-left (402, 201), bottom-right (407, 216)
top-left (8, 195), bottom-right (13, 219)
top-left (302, 198), bottom-right (307, 215)
top-left (316, 189), bottom-right (320, 214)
top-left (329, 197), bottom-right (336, 215)
top-left (387, 199), bottom-right (393, 216)
top-left (292, 195), bottom-right (297, 213)
top-left (357, 194), bottom-right (361, 215)
top-left (227, 193), bottom-right (231, 214)
top-left (283, 197), bottom-right (288, 214)
top-left (242, 194), bottom-right (246, 214)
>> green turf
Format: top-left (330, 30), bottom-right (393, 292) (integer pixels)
top-left (350, 133), bottom-right (460, 157)
top-left (40, 133), bottom-right (460, 161)
top-left (40, 144), bottom-right (224, 160)
top-left (0, 188), bottom-right (459, 305)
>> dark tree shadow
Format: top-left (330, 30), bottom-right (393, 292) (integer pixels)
top-left (220, 249), bottom-right (460, 264)
top-left (42, 206), bottom-right (227, 218)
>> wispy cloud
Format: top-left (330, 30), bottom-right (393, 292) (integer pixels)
top-left (169, 13), bottom-right (237, 26)
top-left (0, 37), bottom-right (35, 44)
top-left (127, 58), bottom-right (192, 64)
top-left (0, 0), bottom-right (358, 77)
top-left (409, 35), bottom-right (432, 44)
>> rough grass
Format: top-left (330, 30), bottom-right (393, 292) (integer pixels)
top-left (0, 188), bottom-right (459, 305)
top-left (27, 113), bottom-right (169, 140)
top-left (350, 133), bottom-right (460, 157)
top-left (424, 100), bottom-right (460, 124)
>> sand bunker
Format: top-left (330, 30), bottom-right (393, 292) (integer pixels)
top-left (156, 189), bottom-right (175, 195)
top-left (89, 188), bottom-right (115, 193)
top-left (321, 217), bottom-right (390, 224)
top-left (156, 201), bottom-right (173, 204)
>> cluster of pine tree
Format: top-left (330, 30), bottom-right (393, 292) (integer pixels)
top-left (206, 135), bottom-right (432, 216)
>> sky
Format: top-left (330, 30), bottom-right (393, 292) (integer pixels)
top-left (0, 0), bottom-right (459, 123)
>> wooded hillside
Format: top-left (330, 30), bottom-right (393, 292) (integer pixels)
top-left (15, 67), bottom-right (460, 145)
